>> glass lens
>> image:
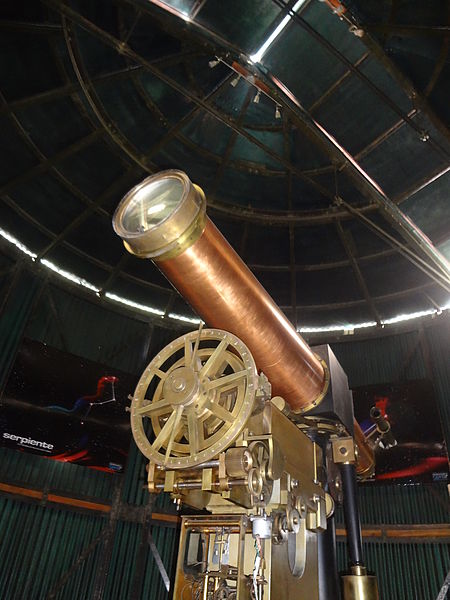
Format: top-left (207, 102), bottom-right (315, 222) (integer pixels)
top-left (123, 176), bottom-right (184, 233)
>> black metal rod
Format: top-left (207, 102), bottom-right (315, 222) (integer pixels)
top-left (317, 515), bottom-right (341, 600)
top-left (310, 432), bottom-right (341, 599)
top-left (340, 463), bottom-right (364, 566)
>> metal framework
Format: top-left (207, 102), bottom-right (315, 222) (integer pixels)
top-left (335, 220), bottom-right (382, 325)
top-left (271, 0), bottom-right (450, 160)
top-left (2, 1), bottom-right (449, 327)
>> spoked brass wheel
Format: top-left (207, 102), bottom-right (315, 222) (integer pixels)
top-left (130, 328), bottom-right (258, 468)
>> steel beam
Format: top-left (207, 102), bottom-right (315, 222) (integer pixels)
top-left (43, 0), bottom-right (335, 202)
top-left (209, 86), bottom-right (253, 195)
top-left (190, 0), bottom-right (209, 19)
top-left (0, 20), bottom-right (62, 34)
top-left (0, 50), bottom-right (200, 116)
top-left (0, 193), bottom-right (171, 297)
top-left (308, 52), bottom-right (370, 113)
top-left (393, 164), bottom-right (450, 205)
top-left (271, 0), bottom-right (450, 162)
top-left (138, 73), bottom-right (234, 164)
top-left (37, 167), bottom-right (141, 259)
top-left (424, 36), bottom-right (450, 97)
top-left (17, 0), bottom-right (450, 288)
top-left (46, 29), bottom-right (136, 173)
top-left (0, 225), bottom-right (439, 315)
top-left (363, 24), bottom-right (450, 37)
top-left (46, 528), bottom-right (108, 600)
top-left (341, 5), bottom-right (450, 149)
top-left (278, 281), bottom-right (439, 312)
top-left (91, 481), bottom-right (123, 600)
top-left (248, 247), bottom-right (396, 272)
top-left (0, 129), bottom-right (102, 196)
top-left (129, 501), bottom-right (153, 600)
top-left (131, 0), bottom-right (450, 281)
top-left (148, 530), bottom-right (171, 593)
top-left (0, 65), bottom-right (142, 114)
top-left (336, 220), bottom-right (382, 324)
top-left (63, 17), bottom-right (157, 173)
top-left (284, 115), bottom-right (298, 327)
top-left (337, 199), bottom-right (450, 292)
top-left (98, 252), bottom-right (131, 295)
top-left (45, 285), bottom-right (69, 351)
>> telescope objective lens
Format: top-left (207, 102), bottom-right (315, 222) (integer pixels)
top-left (120, 176), bottom-right (184, 233)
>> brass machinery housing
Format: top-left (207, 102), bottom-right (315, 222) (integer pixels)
top-left (113, 170), bottom-right (379, 600)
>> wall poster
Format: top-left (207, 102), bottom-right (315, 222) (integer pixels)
top-left (1, 338), bottom-right (136, 473)
top-left (353, 380), bottom-right (448, 484)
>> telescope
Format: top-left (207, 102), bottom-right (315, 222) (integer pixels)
top-left (113, 170), bottom-right (379, 600)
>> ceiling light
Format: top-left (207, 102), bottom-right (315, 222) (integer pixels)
top-left (208, 59), bottom-right (220, 68)
top-left (253, 90), bottom-right (261, 104)
top-left (168, 312), bottom-right (204, 324)
top-left (0, 226), bottom-right (448, 333)
top-left (40, 259), bottom-right (100, 293)
top-left (250, 0), bottom-right (308, 63)
top-left (0, 227), bottom-right (37, 260)
top-left (382, 309), bottom-right (437, 325)
top-left (299, 321), bottom-right (377, 334)
top-left (105, 292), bottom-right (165, 316)
top-left (275, 104), bottom-right (281, 119)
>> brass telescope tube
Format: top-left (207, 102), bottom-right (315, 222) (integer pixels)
top-left (113, 170), bottom-right (325, 413)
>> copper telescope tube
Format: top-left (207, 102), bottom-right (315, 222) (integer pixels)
top-left (112, 169), bottom-right (375, 476)
top-left (158, 218), bottom-right (325, 412)
top-left (353, 419), bottom-right (375, 477)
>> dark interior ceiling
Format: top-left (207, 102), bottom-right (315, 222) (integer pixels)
top-left (1, 0), bottom-right (449, 333)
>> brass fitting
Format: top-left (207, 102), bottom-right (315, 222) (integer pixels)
top-left (341, 565), bottom-right (380, 600)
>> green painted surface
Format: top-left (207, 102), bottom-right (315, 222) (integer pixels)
top-left (337, 540), bottom-right (450, 600)
top-left (0, 270), bottom-right (448, 598)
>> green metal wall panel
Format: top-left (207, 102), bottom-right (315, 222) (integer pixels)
top-left (0, 266), bottom-right (40, 389)
top-left (104, 520), bottom-right (142, 600)
top-left (335, 482), bottom-right (449, 526)
top-left (141, 523), bottom-right (179, 600)
top-left (425, 320), bottom-right (450, 443)
top-left (103, 520), bottom-right (178, 600)
top-left (331, 319), bottom-right (450, 526)
top-left (337, 541), bottom-right (450, 600)
top-left (25, 283), bottom-right (153, 376)
top-left (0, 261), bottom-right (448, 599)
top-left (331, 329), bottom-right (427, 388)
top-left (0, 495), bottom-right (178, 600)
top-left (0, 496), bottom-right (104, 600)
top-left (0, 446), bottom-right (115, 501)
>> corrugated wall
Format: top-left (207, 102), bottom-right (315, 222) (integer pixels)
top-left (103, 520), bottom-right (178, 600)
top-left (0, 262), bottom-right (449, 599)
top-left (337, 541), bottom-right (450, 600)
top-left (331, 319), bottom-right (449, 442)
top-left (0, 495), bottom-right (178, 600)
top-left (0, 265), bottom-right (181, 600)
top-left (331, 320), bottom-right (450, 527)
top-left (0, 496), bottom-right (104, 600)
top-left (0, 264), bottom-right (40, 389)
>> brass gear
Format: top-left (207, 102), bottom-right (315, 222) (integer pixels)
top-left (130, 328), bottom-right (258, 468)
